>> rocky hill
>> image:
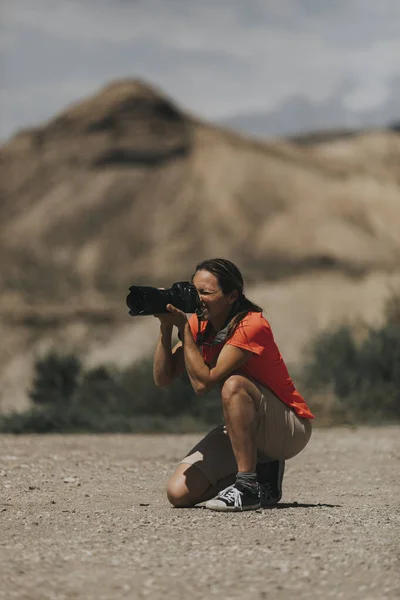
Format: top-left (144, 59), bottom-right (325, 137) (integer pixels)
top-left (1, 79), bottom-right (400, 411)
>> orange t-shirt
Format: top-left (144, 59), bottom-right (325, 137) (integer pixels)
top-left (188, 312), bottom-right (314, 420)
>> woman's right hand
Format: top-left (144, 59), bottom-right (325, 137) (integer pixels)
top-left (154, 313), bottom-right (177, 326)
top-left (153, 289), bottom-right (181, 327)
top-left (154, 311), bottom-right (185, 328)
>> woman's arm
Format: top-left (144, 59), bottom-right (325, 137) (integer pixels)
top-left (153, 323), bottom-right (185, 387)
top-left (180, 321), bottom-right (252, 395)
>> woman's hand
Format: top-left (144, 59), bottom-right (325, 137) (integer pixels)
top-left (154, 304), bottom-right (188, 329)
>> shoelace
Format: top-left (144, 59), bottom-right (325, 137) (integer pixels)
top-left (217, 485), bottom-right (243, 508)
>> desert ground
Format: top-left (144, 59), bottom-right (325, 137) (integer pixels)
top-left (1, 427), bottom-right (399, 600)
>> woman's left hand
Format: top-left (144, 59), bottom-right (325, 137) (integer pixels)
top-left (165, 304), bottom-right (188, 329)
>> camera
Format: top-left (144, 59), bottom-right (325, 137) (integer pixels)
top-left (126, 281), bottom-right (201, 316)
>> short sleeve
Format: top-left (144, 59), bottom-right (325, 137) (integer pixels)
top-left (188, 314), bottom-right (199, 340)
top-left (227, 313), bottom-right (271, 355)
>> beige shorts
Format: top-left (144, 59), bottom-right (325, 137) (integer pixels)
top-left (180, 385), bottom-right (312, 486)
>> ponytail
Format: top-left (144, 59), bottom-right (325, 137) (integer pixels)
top-left (225, 294), bottom-right (263, 339)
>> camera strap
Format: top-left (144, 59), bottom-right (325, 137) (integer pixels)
top-left (196, 314), bottom-right (232, 347)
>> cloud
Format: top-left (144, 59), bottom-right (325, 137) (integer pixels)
top-left (0, 0), bottom-right (400, 139)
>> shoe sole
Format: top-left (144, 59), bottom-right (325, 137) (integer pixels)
top-left (205, 502), bottom-right (261, 512)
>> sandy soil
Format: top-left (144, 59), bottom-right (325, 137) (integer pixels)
top-left (1, 427), bottom-right (399, 600)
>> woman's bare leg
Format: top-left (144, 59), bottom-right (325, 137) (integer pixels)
top-left (167, 374), bottom-right (261, 507)
top-left (220, 375), bottom-right (262, 473)
top-left (167, 463), bottom-right (235, 507)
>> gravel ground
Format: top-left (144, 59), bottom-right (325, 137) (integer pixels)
top-left (0, 427), bottom-right (399, 600)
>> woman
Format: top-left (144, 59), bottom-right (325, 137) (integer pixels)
top-left (153, 258), bottom-right (314, 512)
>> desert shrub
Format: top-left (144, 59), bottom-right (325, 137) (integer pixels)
top-left (302, 326), bottom-right (360, 399)
top-left (121, 361), bottom-right (222, 422)
top-left (303, 315), bottom-right (400, 422)
top-left (350, 324), bottom-right (400, 419)
top-left (0, 352), bottom-right (222, 433)
top-left (384, 290), bottom-right (400, 326)
top-left (29, 351), bottom-right (82, 406)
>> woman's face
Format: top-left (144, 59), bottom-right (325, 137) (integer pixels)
top-left (192, 270), bottom-right (238, 324)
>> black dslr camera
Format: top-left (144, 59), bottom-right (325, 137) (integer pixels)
top-left (126, 281), bottom-right (200, 316)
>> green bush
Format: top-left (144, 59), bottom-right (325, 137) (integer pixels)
top-left (303, 319), bottom-right (400, 422)
top-left (0, 352), bottom-right (222, 433)
top-left (29, 351), bottom-right (81, 406)
top-left (302, 326), bottom-right (360, 399)
top-left (384, 290), bottom-right (400, 326)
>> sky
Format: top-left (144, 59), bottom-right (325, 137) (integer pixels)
top-left (1, 0), bottom-right (400, 140)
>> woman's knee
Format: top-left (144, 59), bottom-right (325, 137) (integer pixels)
top-left (220, 375), bottom-right (247, 403)
top-left (166, 463), bottom-right (212, 507)
top-left (166, 476), bottom-right (192, 508)
top-left (221, 374), bottom-right (260, 408)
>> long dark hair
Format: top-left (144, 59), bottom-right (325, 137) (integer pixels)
top-left (192, 258), bottom-right (263, 342)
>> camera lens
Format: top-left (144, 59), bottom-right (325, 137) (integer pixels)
top-left (126, 282), bottom-right (200, 316)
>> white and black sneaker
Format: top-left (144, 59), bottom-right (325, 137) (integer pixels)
top-left (257, 460), bottom-right (285, 508)
top-left (205, 481), bottom-right (261, 512)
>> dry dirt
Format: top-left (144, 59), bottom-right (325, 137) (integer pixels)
top-left (1, 427), bottom-right (399, 600)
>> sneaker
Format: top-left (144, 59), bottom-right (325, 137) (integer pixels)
top-left (256, 460), bottom-right (285, 508)
top-left (205, 481), bottom-right (261, 512)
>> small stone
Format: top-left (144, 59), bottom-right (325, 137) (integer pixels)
top-left (63, 477), bottom-right (78, 484)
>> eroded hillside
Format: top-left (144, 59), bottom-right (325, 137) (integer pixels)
top-left (1, 79), bottom-right (399, 411)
